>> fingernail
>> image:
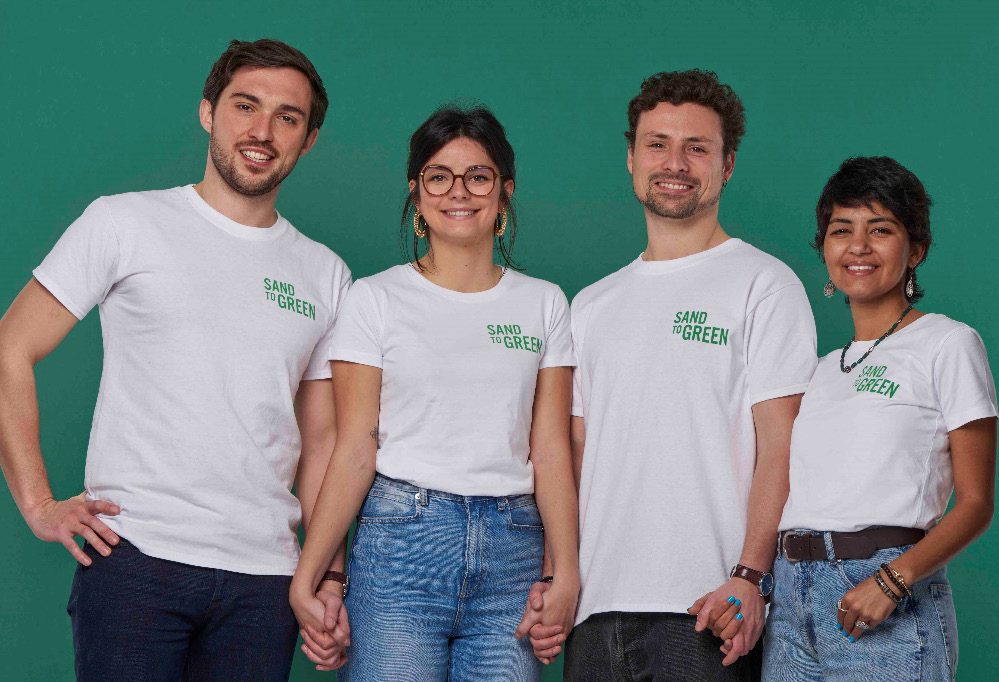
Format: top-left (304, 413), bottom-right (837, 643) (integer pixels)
top-left (735, 613), bottom-right (743, 621)
top-left (836, 624), bottom-right (842, 631)
top-left (727, 596), bottom-right (735, 603)
top-left (735, 599), bottom-right (742, 607)
top-left (849, 636), bottom-right (856, 643)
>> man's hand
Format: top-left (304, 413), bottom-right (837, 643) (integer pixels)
top-left (291, 582), bottom-right (350, 672)
top-left (688, 577), bottom-right (763, 666)
top-left (516, 581), bottom-right (565, 664)
top-left (23, 492), bottom-right (120, 565)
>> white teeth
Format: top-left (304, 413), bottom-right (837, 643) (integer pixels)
top-left (445, 210), bottom-right (474, 217)
top-left (847, 265), bottom-right (876, 271)
top-left (241, 150), bottom-right (272, 162)
top-left (657, 182), bottom-right (691, 190)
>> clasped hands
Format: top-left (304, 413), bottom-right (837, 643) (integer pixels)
top-left (687, 577), bottom-right (765, 666)
top-left (289, 581), bottom-right (351, 671)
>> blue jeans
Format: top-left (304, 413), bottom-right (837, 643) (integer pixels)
top-left (67, 539), bottom-right (299, 681)
top-left (340, 474), bottom-right (543, 681)
top-left (763, 534), bottom-right (958, 681)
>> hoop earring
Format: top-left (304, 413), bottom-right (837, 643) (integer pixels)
top-left (823, 279), bottom-right (836, 298)
top-left (905, 269), bottom-right (915, 299)
top-left (495, 208), bottom-right (508, 238)
top-left (414, 209), bottom-right (426, 238)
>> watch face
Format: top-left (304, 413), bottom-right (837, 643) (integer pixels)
top-left (760, 573), bottom-right (775, 597)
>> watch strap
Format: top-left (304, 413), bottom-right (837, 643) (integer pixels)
top-left (320, 570), bottom-right (349, 598)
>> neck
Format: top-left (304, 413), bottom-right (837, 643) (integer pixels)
top-left (195, 160), bottom-right (280, 228)
top-left (849, 294), bottom-right (922, 340)
top-left (643, 207), bottom-right (729, 260)
top-left (417, 237), bottom-right (500, 293)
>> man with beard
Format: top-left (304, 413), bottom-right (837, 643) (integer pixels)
top-left (527, 70), bottom-right (818, 678)
top-left (0, 39), bottom-right (351, 679)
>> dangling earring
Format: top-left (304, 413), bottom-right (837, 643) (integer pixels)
top-left (495, 208), bottom-right (508, 238)
top-left (823, 279), bottom-right (836, 298)
top-left (722, 177), bottom-right (729, 189)
top-left (413, 209), bottom-right (426, 238)
top-left (905, 269), bottom-right (915, 299)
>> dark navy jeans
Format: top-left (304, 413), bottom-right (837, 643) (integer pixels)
top-left (67, 538), bottom-right (298, 681)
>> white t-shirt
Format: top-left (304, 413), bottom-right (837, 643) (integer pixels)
top-left (571, 238), bottom-right (817, 625)
top-left (781, 314), bottom-right (998, 533)
top-left (329, 264), bottom-right (574, 496)
top-left (33, 185), bottom-right (351, 575)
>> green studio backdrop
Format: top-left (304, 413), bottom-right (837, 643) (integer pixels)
top-left (2, 1), bottom-right (997, 679)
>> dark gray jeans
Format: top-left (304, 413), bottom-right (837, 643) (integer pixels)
top-left (564, 611), bottom-right (761, 681)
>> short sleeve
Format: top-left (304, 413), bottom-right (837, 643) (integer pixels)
top-left (328, 279), bottom-right (385, 369)
top-left (745, 283), bottom-right (818, 405)
top-left (32, 198), bottom-right (120, 320)
top-left (539, 287), bottom-right (575, 369)
top-left (570, 299), bottom-right (585, 417)
top-left (932, 327), bottom-right (998, 432)
top-left (302, 264), bottom-right (353, 380)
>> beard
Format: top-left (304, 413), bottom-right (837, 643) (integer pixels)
top-left (636, 173), bottom-right (722, 220)
top-left (208, 133), bottom-right (297, 197)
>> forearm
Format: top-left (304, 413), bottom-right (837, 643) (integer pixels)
top-left (532, 449), bottom-right (580, 584)
top-left (738, 463), bottom-right (787, 571)
top-left (892, 497), bottom-right (993, 586)
top-left (295, 443), bottom-right (375, 592)
top-left (0, 352), bottom-right (55, 515)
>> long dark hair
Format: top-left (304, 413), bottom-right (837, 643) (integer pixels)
top-left (401, 105), bottom-right (519, 270)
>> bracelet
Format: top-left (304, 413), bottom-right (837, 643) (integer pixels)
top-left (320, 570), bottom-right (349, 598)
top-left (873, 570), bottom-right (902, 604)
top-left (539, 575), bottom-right (554, 584)
top-left (881, 563), bottom-right (912, 597)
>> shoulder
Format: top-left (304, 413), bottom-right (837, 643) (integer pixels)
top-left (283, 225), bottom-right (350, 275)
top-left (351, 265), bottom-right (410, 295)
top-left (726, 240), bottom-right (804, 290)
top-left (570, 259), bottom-right (637, 314)
top-left (910, 313), bottom-right (988, 355)
top-left (503, 270), bottom-right (567, 300)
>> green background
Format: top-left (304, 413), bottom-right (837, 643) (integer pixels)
top-left (2, 1), bottom-right (996, 679)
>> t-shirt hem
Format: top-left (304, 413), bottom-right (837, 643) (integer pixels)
top-left (749, 383), bottom-right (809, 406)
top-left (329, 349), bottom-right (383, 369)
top-left (115, 534), bottom-right (298, 576)
top-left (944, 404), bottom-right (999, 432)
top-left (32, 268), bottom-right (88, 320)
top-left (570, 405), bottom-right (584, 418)
top-left (575, 601), bottom-right (693, 626)
top-left (539, 355), bottom-right (576, 369)
top-left (301, 369), bottom-right (333, 381)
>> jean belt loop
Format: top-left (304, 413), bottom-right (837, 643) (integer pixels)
top-left (823, 531), bottom-right (837, 561)
top-left (417, 488), bottom-right (429, 506)
top-left (497, 497), bottom-right (508, 511)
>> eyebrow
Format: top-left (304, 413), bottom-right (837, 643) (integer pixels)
top-left (829, 216), bottom-right (899, 225)
top-left (228, 92), bottom-right (308, 119)
top-left (642, 132), bottom-right (716, 144)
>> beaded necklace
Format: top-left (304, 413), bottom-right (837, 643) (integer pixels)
top-left (839, 305), bottom-right (913, 374)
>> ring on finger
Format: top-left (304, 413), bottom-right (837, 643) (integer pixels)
top-left (836, 599), bottom-right (848, 613)
top-left (855, 620), bottom-right (869, 630)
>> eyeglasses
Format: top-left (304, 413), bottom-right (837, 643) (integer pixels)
top-left (420, 164), bottom-right (499, 197)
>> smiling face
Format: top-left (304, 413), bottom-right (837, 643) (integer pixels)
top-left (627, 102), bottom-right (734, 221)
top-left (823, 202), bottom-right (926, 306)
top-left (410, 137), bottom-right (514, 246)
top-left (200, 66), bottom-right (317, 197)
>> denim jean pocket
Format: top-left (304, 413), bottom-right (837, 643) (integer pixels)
top-left (929, 582), bottom-right (958, 677)
top-left (834, 544), bottom-right (912, 590)
top-left (507, 496), bottom-right (543, 531)
top-left (357, 488), bottom-right (421, 524)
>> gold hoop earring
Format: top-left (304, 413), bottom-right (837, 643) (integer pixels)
top-left (414, 209), bottom-right (426, 238)
top-left (495, 208), bottom-right (508, 238)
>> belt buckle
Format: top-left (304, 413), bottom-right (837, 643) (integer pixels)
top-left (782, 531), bottom-right (806, 563)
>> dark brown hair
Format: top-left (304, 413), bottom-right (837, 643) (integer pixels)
top-left (625, 69), bottom-right (745, 157)
top-left (203, 39), bottom-right (328, 131)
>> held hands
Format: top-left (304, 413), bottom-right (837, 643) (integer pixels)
top-left (515, 577), bottom-right (580, 664)
top-left (836, 574), bottom-right (900, 642)
top-left (687, 577), bottom-right (764, 666)
top-left (289, 580), bottom-right (351, 671)
top-left (23, 492), bottom-right (120, 565)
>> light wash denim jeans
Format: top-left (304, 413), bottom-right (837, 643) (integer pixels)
top-left (763, 533), bottom-right (958, 681)
top-left (339, 474), bottom-right (543, 681)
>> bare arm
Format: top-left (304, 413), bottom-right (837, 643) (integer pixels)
top-left (289, 360), bottom-right (381, 630)
top-left (0, 279), bottom-right (120, 564)
top-left (570, 416), bottom-right (585, 491)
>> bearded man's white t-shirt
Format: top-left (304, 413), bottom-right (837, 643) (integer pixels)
top-left (781, 314), bottom-right (998, 532)
top-left (33, 185), bottom-right (351, 575)
top-left (329, 265), bottom-right (574, 496)
top-left (571, 238), bottom-right (817, 625)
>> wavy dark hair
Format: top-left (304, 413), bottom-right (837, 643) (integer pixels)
top-left (203, 38), bottom-right (328, 132)
top-left (401, 106), bottom-right (519, 270)
top-left (625, 69), bottom-right (745, 157)
top-left (815, 156), bottom-right (932, 303)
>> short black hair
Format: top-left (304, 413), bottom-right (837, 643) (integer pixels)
top-left (203, 38), bottom-right (328, 131)
top-left (815, 156), bottom-right (932, 302)
top-left (401, 105), bottom-right (519, 269)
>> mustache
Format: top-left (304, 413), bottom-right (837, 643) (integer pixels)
top-left (648, 172), bottom-right (699, 186)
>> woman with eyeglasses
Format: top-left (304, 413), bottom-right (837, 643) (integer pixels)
top-left (762, 157), bottom-right (997, 681)
top-left (289, 106), bottom-right (579, 680)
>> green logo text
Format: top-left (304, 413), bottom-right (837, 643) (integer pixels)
top-left (264, 278), bottom-right (316, 320)
top-left (672, 310), bottom-right (729, 346)
top-left (853, 365), bottom-right (901, 398)
top-left (487, 324), bottom-right (543, 354)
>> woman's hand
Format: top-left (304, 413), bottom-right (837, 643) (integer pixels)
top-left (290, 581), bottom-right (350, 671)
top-left (537, 577), bottom-right (580, 647)
top-left (837, 574), bottom-right (899, 641)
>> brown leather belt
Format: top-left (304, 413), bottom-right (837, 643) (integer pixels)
top-left (780, 527), bottom-right (925, 562)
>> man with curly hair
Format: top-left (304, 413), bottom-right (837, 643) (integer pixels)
top-left (527, 70), bottom-right (818, 679)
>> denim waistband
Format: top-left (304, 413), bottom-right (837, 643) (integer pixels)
top-left (372, 473), bottom-right (535, 509)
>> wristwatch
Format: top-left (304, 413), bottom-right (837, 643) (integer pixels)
top-left (730, 564), bottom-right (774, 602)
top-left (321, 570), bottom-right (349, 598)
